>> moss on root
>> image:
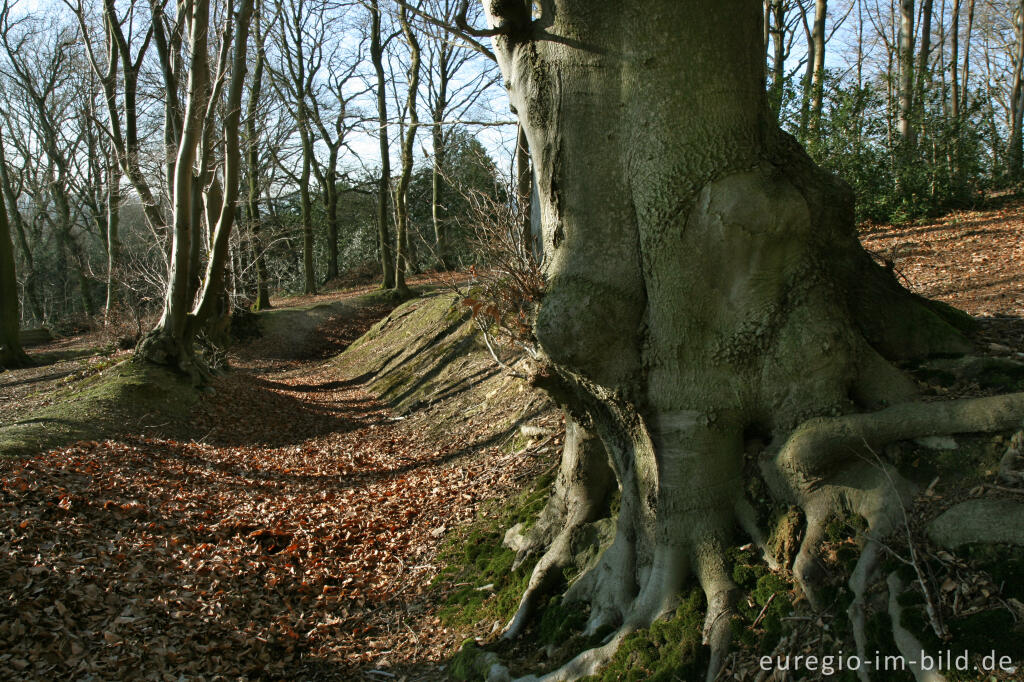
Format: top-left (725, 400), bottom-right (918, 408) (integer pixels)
top-left (583, 589), bottom-right (707, 682)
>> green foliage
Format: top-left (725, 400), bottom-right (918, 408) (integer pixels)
top-left (409, 127), bottom-right (504, 270)
top-left (791, 73), bottom-right (989, 224)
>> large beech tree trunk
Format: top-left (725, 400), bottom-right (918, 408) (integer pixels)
top-left (483, 2), bottom-right (1023, 680)
top-left (135, 0), bottom-right (254, 378)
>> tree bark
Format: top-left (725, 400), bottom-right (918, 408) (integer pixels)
top-left (0, 138), bottom-right (42, 322)
top-left (808, 0), bottom-right (827, 137)
top-left (898, 0), bottom-right (916, 144)
top-left (0, 129), bottom-right (30, 369)
top-left (370, 0), bottom-right (396, 289)
top-left (393, 2), bottom-right (420, 295)
top-left (135, 0), bottom-right (211, 373)
top-left (483, 2), bottom-right (1001, 679)
top-left (961, 0), bottom-right (974, 116)
top-left (431, 122), bottom-right (450, 269)
top-left (191, 0), bottom-right (256, 336)
top-left (768, 0), bottom-right (786, 119)
top-left (950, 0), bottom-right (961, 122)
top-left (246, 8), bottom-right (272, 311)
top-left (298, 125), bottom-right (317, 294)
top-left (1009, 1), bottom-right (1024, 181)
top-left (104, 151), bottom-right (122, 321)
top-left (915, 0), bottom-right (934, 130)
top-left (431, 57), bottom-right (451, 271)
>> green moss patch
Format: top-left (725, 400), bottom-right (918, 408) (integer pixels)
top-left (435, 472), bottom-right (554, 633)
top-left (584, 589), bottom-right (707, 682)
top-left (729, 544), bottom-right (796, 653)
top-left (0, 361), bottom-right (198, 458)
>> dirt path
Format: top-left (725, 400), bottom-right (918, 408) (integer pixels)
top-left (0, 278), bottom-right (548, 681)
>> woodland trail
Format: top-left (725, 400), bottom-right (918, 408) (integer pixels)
top-left (0, 279), bottom-right (551, 680)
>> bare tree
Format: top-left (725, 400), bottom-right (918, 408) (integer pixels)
top-left (392, 0), bottom-right (420, 294)
top-left (307, 25), bottom-right (364, 283)
top-left (245, 1), bottom-right (272, 310)
top-left (898, 0), bottom-right (916, 143)
top-left (369, 0), bottom-right (395, 288)
top-left (0, 125), bottom-right (30, 369)
top-left (268, 0), bottom-right (325, 295)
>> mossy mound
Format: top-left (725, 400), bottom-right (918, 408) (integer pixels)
top-left (0, 361), bottom-right (197, 458)
top-left (584, 590), bottom-right (707, 682)
top-left (334, 291), bottom-right (544, 441)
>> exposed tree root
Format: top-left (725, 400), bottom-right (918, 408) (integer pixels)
top-left (514, 629), bottom-right (635, 682)
top-left (0, 349), bottom-right (34, 370)
top-left (887, 572), bottom-right (948, 682)
top-left (504, 416), bottom-right (614, 639)
top-left (768, 392), bottom-right (1024, 495)
top-left (927, 499), bottom-right (1024, 549)
top-left (135, 323), bottom-right (215, 386)
top-left (494, 389), bottom-right (1024, 681)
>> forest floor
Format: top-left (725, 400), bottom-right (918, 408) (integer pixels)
top-left (0, 271), bottom-right (559, 680)
top-left (0, 197), bottom-right (1022, 680)
top-left (861, 194), bottom-right (1024, 353)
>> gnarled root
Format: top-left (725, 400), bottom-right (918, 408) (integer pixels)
top-left (505, 383), bottom-right (1024, 681)
top-left (768, 392), bottom-right (1024, 498)
top-left (504, 415), bottom-right (614, 639)
top-left (927, 499), bottom-right (1024, 549)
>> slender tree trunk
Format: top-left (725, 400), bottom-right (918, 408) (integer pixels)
top-left (191, 0), bottom-right (256, 338)
top-left (809, 0), bottom-right (827, 139)
top-left (768, 0), bottom-right (786, 118)
top-left (246, 9), bottom-right (271, 311)
top-left (394, 3), bottom-right (420, 295)
top-left (104, 153), bottom-right (122, 321)
top-left (431, 124), bottom-right (450, 269)
top-left (431, 67), bottom-right (450, 271)
top-left (798, 4), bottom-right (815, 139)
top-left (915, 0), bottom-right (934, 131)
top-left (0, 130), bottom-right (30, 369)
top-left (951, 0), bottom-right (961, 122)
top-left (298, 126), bottom-right (317, 294)
top-left (1009, 1), bottom-right (1024, 181)
top-left (961, 0), bottom-right (974, 116)
top-left (898, 0), bottom-right (916, 144)
top-left (370, 0), bottom-right (395, 289)
top-left (323, 153), bottom-right (340, 282)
